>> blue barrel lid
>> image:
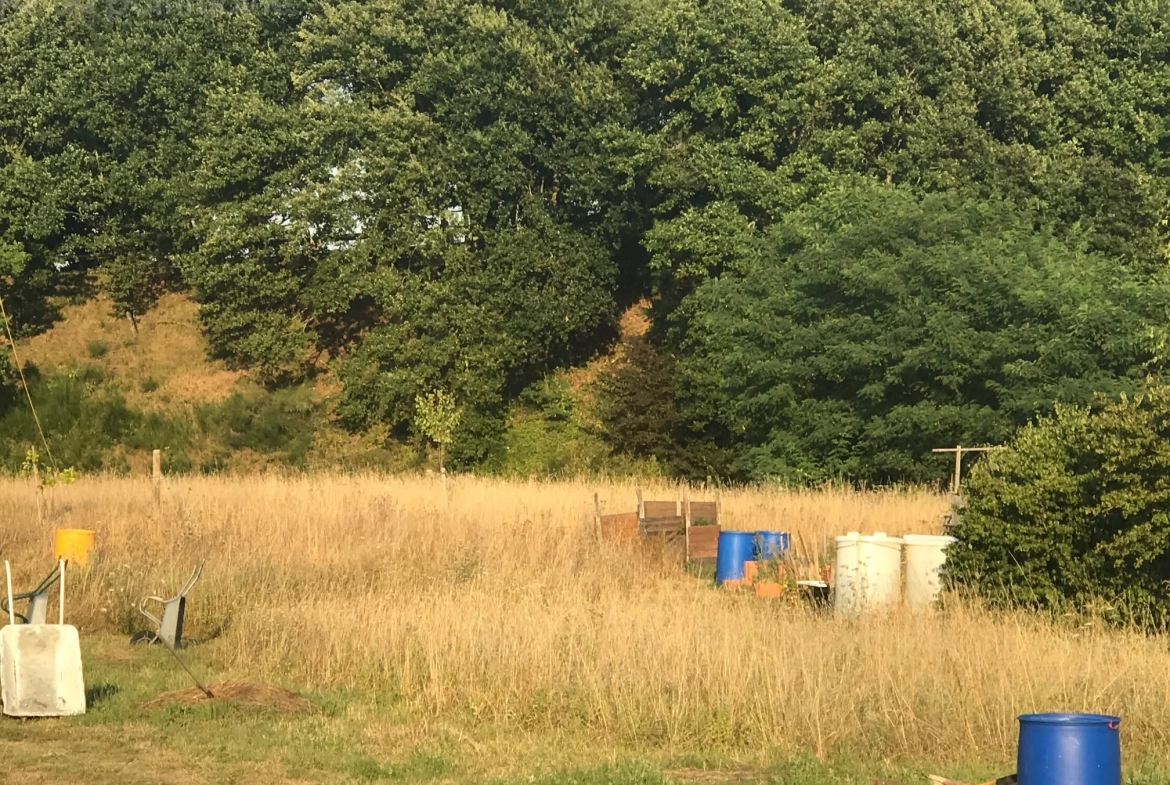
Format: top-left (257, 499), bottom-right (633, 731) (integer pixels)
top-left (1019, 712), bottom-right (1121, 725)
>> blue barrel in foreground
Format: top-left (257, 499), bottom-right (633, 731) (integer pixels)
top-left (1018, 713), bottom-right (1121, 785)
top-left (715, 531), bottom-right (755, 584)
top-left (753, 530), bottom-right (790, 560)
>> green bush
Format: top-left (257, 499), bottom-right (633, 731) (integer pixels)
top-left (86, 340), bottom-right (109, 359)
top-left (946, 385), bottom-right (1170, 626)
top-left (196, 387), bottom-right (317, 467)
top-left (0, 367), bottom-right (192, 474)
top-left (496, 378), bottom-right (610, 477)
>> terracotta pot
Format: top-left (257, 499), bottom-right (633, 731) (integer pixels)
top-left (754, 581), bottom-right (783, 598)
top-left (742, 560), bottom-right (759, 584)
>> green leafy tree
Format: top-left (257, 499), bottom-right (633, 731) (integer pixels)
top-left (675, 181), bottom-right (1170, 483)
top-left (98, 254), bottom-right (170, 334)
top-left (414, 389), bottom-right (462, 472)
top-left (300, 0), bottom-right (636, 459)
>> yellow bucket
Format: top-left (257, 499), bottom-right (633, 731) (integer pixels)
top-left (54, 529), bottom-right (96, 567)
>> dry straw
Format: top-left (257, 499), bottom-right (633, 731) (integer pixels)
top-left (2, 474), bottom-right (1167, 761)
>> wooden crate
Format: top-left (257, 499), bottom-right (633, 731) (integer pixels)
top-left (600, 512), bottom-right (639, 543)
top-left (689, 501), bottom-right (718, 526)
top-left (596, 491), bottom-right (723, 564)
top-left (687, 524), bottom-right (720, 559)
top-left (640, 515), bottom-right (685, 539)
top-left (642, 501), bottom-right (681, 519)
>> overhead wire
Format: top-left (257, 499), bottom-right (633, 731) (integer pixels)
top-left (0, 291), bottom-right (58, 473)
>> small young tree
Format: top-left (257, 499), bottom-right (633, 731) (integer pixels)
top-left (99, 254), bottom-right (169, 335)
top-left (414, 389), bottom-right (462, 472)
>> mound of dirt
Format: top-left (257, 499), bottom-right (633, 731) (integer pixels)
top-left (142, 680), bottom-right (312, 712)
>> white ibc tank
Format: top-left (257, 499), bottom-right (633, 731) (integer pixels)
top-left (1, 625), bottom-right (86, 717)
top-left (903, 534), bottom-right (957, 612)
top-left (834, 532), bottom-right (904, 614)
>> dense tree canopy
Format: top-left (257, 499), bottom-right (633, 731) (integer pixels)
top-left (675, 182), bottom-right (1170, 482)
top-left (3, 0), bottom-right (1170, 479)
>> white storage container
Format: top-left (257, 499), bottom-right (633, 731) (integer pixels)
top-left (834, 531), bottom-right (904, 615)
top-left (903, 534), bottom-right (957, 612)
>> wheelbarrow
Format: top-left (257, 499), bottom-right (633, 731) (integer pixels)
top-left (133, 565), bottom-right (203, 649)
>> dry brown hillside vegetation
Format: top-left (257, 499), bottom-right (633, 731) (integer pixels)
top-left (20, 293), bottom-right (243, 411)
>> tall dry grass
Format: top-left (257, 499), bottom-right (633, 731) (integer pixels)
top-left (1, 474), bottom-right (1167, 763)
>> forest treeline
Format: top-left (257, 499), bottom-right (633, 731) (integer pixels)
top-left (3, 0), bottom-right (1170, 482)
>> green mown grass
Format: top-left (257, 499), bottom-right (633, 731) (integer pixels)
top-left (1, 635), bottom-right (1166, 785)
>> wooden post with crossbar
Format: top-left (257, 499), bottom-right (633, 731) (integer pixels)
top-left (931, 445), bottom-right (1002, 494)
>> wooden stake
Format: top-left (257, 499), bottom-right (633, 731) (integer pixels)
top-left (32, 460), bottom-right (43, 525)
top-left (593, 492), bottom-right (602, 543)
top-left (683, 488), bottom-right (692, 562)
top-left (635, 486), bottom-right (644, 521)
top-left (152, 449), bottom-right (162, 508)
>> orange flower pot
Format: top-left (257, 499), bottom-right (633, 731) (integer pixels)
top-left (742, 560), bottom-right (759, 584)
top-left (754, 581), bottom-right (783, 598)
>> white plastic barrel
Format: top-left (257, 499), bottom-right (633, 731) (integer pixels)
top-left (834, 532), bottom-right (904, 615)
top-left (903, 534), bottom-right (956, 612)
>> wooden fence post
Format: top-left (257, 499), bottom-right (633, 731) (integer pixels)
top-left (635, 486), bottom-right (644, 521)
top-left (152, 449), bottom-right (162, 508)
top-left (32, 460), bottom-right (43, 525)
top-left (593, 492), bottom-right (602, 543)
top-left (683, 488), bottom-right (692, 562)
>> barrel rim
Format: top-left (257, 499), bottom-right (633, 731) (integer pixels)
top-left (902, 534), bottom-right (957, 545)
top-left (834, 533), bottom-right (906, 544)
top-left (1018, 712), bottom-right (1121, 725)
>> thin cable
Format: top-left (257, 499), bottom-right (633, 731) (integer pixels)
top-left (0, 292), bottom-right (58, 472)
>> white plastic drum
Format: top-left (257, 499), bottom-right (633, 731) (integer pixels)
top-left (834, 532), bottom-right (904, 615)
top-left (903, 534), bottom-right (957, 612)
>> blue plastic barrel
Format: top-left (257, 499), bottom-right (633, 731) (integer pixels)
top-left (1018, 713), bottom-right (1121, 785)
top-left (753, 531), bottom-right (790, 560)
top-left (715, 531), bottom-right (755, 584)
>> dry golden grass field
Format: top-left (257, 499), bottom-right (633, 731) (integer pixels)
top-left (1, 474), bottom-right (1169, 785)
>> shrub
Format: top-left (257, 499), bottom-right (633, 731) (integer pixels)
top-left (86, 340), bottom-right (109, 359)
top-left (946, 385), bottom-right (1170, 626)
top-left (197, 387), bottom-right (317, 467)
top-left (140, 377), bottom-right (159, 393)
top-left (596, 335), bottom-right (680, 466)
top-left (0, 368), bottom-right (190, 474)
top-left (496, 378), bottom-right (613, 477)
